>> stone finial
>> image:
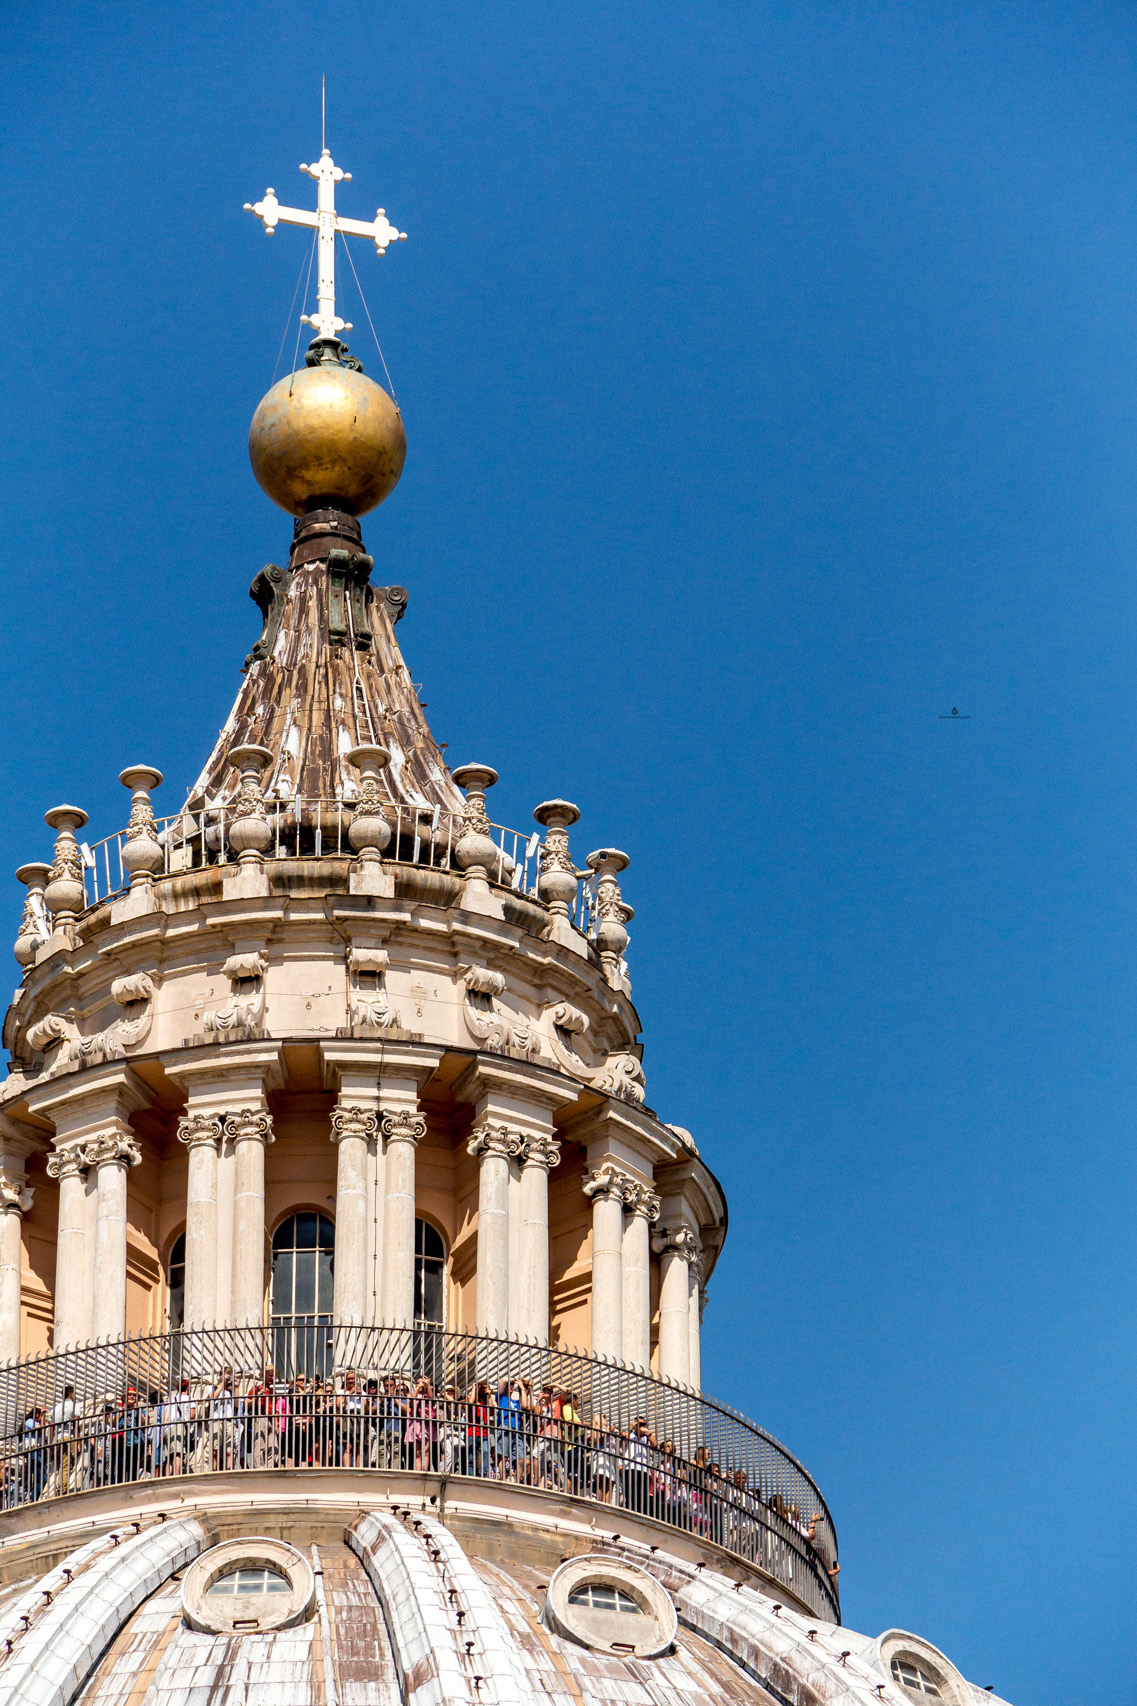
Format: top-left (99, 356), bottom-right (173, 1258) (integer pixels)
top-left (586, 848), bottom-right (631, 988)
top-left (118, 766), bottom-right (165, 888)
top-left (13, 862), bottom-right (51, 969)
top-left (177, 1112), bottom-right (222, 1150)
top-left (345, 745), bottom-right (392, 866)
top-left (583, 1161), bottom-right (635, 1203)
top-left (227, 745), bottom-right (275, 864)
top-left (222, 1109), bottom-right (275, 1145)
top-left (380, 1109), bottom-right (427, 1147)
top-left (451, 762), bottom-right (498, 877)
top-left (533, 800), bottom-right (581, 922)
top-left (520, 1133), bottom-right (562, 1172)
top-left (467, 1121), bottom-right (522, 1162)
top-left (331, 1104), bottom-right (379, 1144)
top-left (43, 806), bottom-right (89, 933)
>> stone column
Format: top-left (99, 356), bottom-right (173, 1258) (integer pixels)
top-left (621, 1182), bottom-right (660, 1372)
top-left (653, 1224), bottom-right (699, 1386)
top-left (584, 1163), bottom-right (629, 1361)
top-left (47, 1148), bottom-right (88, 1350)
top-left (518, 1134), bottom-right (560, 1344)
top-left (224, 1110), bottom-right (274, 1328)
top-left (332, 1104), bottom-right (376, 1328)
top-left (87, 1130), bottom-right (142, 1343)
top-left (469, 1124), bottom-right (521, 1338)
top-left (177, 1114), bottom-right (221, 1330)
top-left (0, 1171), bottom-right (32, 1366)
top-left (380, 1109), bottom-right (426, 1331)
top-left (689, 1264), bottom-right (704, 1393)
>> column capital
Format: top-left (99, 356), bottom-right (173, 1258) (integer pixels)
top-left (332, 1104), bottom-right (379, 1144)
top-left (583, 1161), bottom-right (635, 1204)
top-left (223, 1109), bottom-right (275, 1146)
top-left (177, 1112), bottom-right (223, 1150)
top-left (46, 1145), bottom-right (86, 1183)
top-left (653, 1222), bottom-right (701, 1264)
top-left (82, 1130), bottom-right (142, 1169)
top-left (520, 1133), bottom-right (561, 1172)
top-left (380, 1108), bottom-right (426, 1146)
top-left (626, 1181), bottom-right (661, 1221)
top-left (468, 1121), bottom-right (522, 1162)
top-left (0, 1177), bottom-right (32, 1214)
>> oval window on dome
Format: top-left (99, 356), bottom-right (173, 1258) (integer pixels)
top-left (567, 1583), bottom-right (644, 1614)
top-left (207, 1565), bottom-right (291, 1597)
top-left (891, 1658), bottom-right (943, 1697)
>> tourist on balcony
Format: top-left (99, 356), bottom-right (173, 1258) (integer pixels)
top-left (465, 1381), bottom-right (493, 1477)
top-left (405, 1376), bottom-right (437, 1471)
top-left (288, 1373), bottom-right (315, 1466)
top-left (374, 1376), bottom-right (405, 1469)
top-left (589, 1413), bottom-right (619, 1504)
top-left (530, 1385), bottom-right (563, 1489)
top-left (560, 1390), bottom-right (584, 1493)
top-left (655, 1437), bottom-right (681, 1527)
top-left (156, 1378), bottom-right (194, 1477)
top-left (20, 1406), bottom-right (46, 1504)
top-left (47, 1383), bottom-right (78, 1496)
top-left (310, 1377), bottom-right (331, 1464)
top-left (435, 1383), bottom-right (461, 1473)
top-left (87, 1400), bottom-right (119, 1488)
top-left (339, 1371), bottom-right (364, 1467)
top-left (495, 1378), bottom-right (522, 1478)
top-left (807, 1512), bottom-right (840, 1584)
top-left (210, 1368), bottom-right (238, 1469)
top-left (622, 1417), bottom-right (656, 1515)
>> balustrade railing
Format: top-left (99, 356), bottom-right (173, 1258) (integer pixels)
top-left (74, 802), bottom-right (599, 934)
top-left (0, 1325), bottom-right (838, 1621)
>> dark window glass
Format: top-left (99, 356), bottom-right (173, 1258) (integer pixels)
top-left (167, 1232), bottom-right (186, 1331)
top-left (413, 1217), bottom-right (446, 1326)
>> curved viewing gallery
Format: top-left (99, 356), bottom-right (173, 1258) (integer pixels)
top-left (0, 1324), bottom-right (840, 1621)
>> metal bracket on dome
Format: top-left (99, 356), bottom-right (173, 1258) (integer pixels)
top-left (244, 563), bottom-right (290, 671)
top-left (327, 549), bottom-right (375, 649)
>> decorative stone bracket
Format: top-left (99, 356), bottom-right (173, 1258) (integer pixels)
top-left (327, 549), bottom-right (375, 649)
top-left (545, 1001), bottom-right (645, 1104)
top-left (25, 972), bottom-right (159, 1078)
top-left (348, 947), bottom-right (399, 1031)
top-left (203, 953), bottom-right (267, 1037)
top-left (460, 964), bottom-right (540, 1058)
top-left (244, 563), bottom-right (290, 671)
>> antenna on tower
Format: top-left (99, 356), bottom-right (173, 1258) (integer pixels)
top-left (322, 76), bottom-right (326, 153)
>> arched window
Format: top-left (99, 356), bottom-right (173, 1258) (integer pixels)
top-left (414, 1218), bottom-right (445, 1327)
top-left (167, 1232), bottom-right (186, 1331)
top-left (271, 1213), bottom-right (335, 1376)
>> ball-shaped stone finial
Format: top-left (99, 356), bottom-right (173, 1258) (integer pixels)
top-left (249, 351), bottom-right (406, 517)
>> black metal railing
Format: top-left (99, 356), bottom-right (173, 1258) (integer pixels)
top-left (0, 1324), bottom-right (840, 1621)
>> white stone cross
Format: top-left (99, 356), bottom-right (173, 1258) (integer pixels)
top-left (244, 149), bottom-right (407, 342)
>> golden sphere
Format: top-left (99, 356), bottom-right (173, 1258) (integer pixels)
top-left (248, 361), bottom-right (406, 516)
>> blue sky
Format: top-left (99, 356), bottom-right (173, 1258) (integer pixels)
top-left (3, 3), bottom-right (1137, 1699)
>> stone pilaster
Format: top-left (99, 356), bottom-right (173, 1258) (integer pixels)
top-left (621, 1180), bottom-right (660, 1372)
top-left (653, 1223), bottom-right (701, 1386)
top-left (380, 1108), bottom-right (427, 1330)
top-left (517, 1133), bottom-right (560, 1344)
top-left (223, 1109), bottom-right (274, 1328)
top-left (469, 1123), bottom-right (523, 1338)
top-left (0, 1170), bottom-right (32, 1366)
top-left (84, 1128), bottom-right (142, 1344)
top-left (177, 1113), bottom-right (222, 1330)
top-left (46, 1147), bottom-right (87, 1350)
top-left (331, 1104), bottom-right (378, 1328)
top-left (583, 1162), bottom-right (634, 1361)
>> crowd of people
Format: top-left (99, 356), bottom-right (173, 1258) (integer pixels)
top-left (1, 1368), bottom-right (838, 1588)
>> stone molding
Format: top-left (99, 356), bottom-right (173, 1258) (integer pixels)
top-left (222, 1109), bottom-right (275, 1146)
top-left (331, 1103), bottom-right (379, 1144)
top-left (45, 1146), bottom-right (86, 1182)
top-left (468, 1121), bottom-right (522, 1162)
top-left (176, 1112), bottom-right (223, 1150)
top-left (583, 1161), bottom-right (636, 1204)
top-left (0, 1176), bottom-right (32, 1214)
top-left (653, 1223), bottom-right (702, 1265)
top-left (520, 1132), bottom-right (561, 1172)
top-left (81, 1131), bottom-right (142, 1170)
top-left (380, 1109), bottom-right (426, 1147)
